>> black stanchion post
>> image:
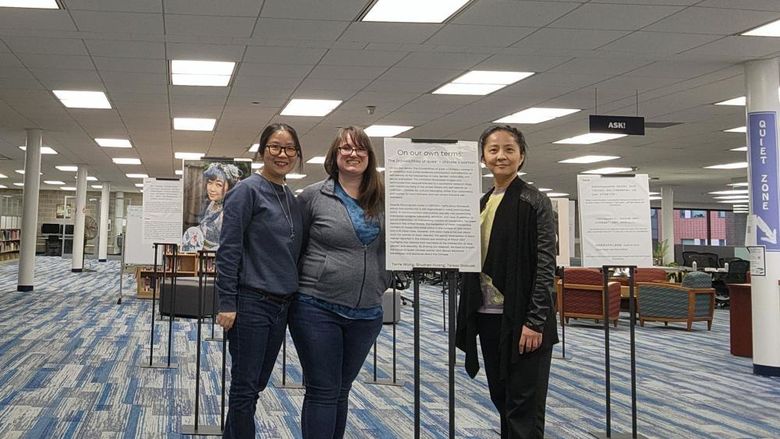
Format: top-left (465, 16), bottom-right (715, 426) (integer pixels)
top-left (365, 273), bottom-right (404, 387)
top-left (142, 243), bottom-right (176, 369)
top-left (167, 244), bottom-right (178, 368)
top-left (206, 265), bottom-right (221, 342)
top-left (413, 269), bottom-right (421, 439)
top-left (441, 271), bottom-right (446, 331)
top-left (182, 251), bottom-right (222, 436)
top-left (276, 332), bottom-right (304, 389)
top-left (447, 269), bottom-right (457, 438)
top-left (560, 266), bottom-right (569, 360)
top-left (221, 332), bottom-right (227, 431)
top-left (591, 265), bottom-right (645, 439)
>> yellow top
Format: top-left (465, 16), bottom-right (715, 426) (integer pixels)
top-left (479, 192), bottom-right (505, 313)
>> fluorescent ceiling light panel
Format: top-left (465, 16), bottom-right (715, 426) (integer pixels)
top-left (0, 185), bottom-right (6, 188)
top-left (91, 184), bottom-right (103, 189)
top-left (135, 183), bottom-right (144, 188)
top-left (60, 186), bottom-right (76, 191)
top-left (286, 173), bottom-right (307, 180)
top-left (87, 176), bottom-right (97, 181)
top-left (53, 90), bottom-right (111, 109)
top-left (233, 158), bottom-right (252, 162)
top-left (95, 138), bottom-right (132, 148)
top-left (126, 173), bottom-right (148, 179)
top-left (724, 126), bottom-right (746, 133)
top-left (376, 167), bottom-right (385, 172)
top-left (649, 192), bottom-right (660, 195)
top-left (249, 143), bottom-right (259, 153)
top-left (517, 172), bottom-right (527, 176)
top-left (19, 145), bottom-right (57, 154)
top-left (433, 83), bottom-right (505, 95)
top-left (251, 163), bottom-right (263, 169)
top-left (175, 170), bottom-right (183, 175)
top-left (482, 173), bottom-right (493, 178)
top-left (582, 167), bottom-right (634, 175)
top-left (494, 108), bottom-right (580, 124)
top-left (14, 170), bottom-right (23, 174)
top-left (742, 18), bottom-right (780, 37)
top-left (280, 99), bottom-right (342, 117)
top-left (704, 162), bottom-right (748, 169)
top-left (433, 70), bottom-right (534, 96)
top-left (546, 192), bottom-right (569, 197)
top-left (295, 189), bottom-right (303, 194)
top-left (13, 183), bottom-right (23, 187)
top-left (113, 158), bottom-right (142, 165)
top-left (727, 182), bottom-right (749, 187)
top-left (173, 117), bottom-right (216, 131)
top-left (306, 156), bottom-right (326, 165)
top-left (554, 133), bottom-right (627, 144)
top-left (649, 196), bottom-right (662, 201)
top-left (43, 180), bottom-right (64, 185)
top-left (174, 152), bottom-right (205, 160)
top-left (714, 96), bottom-right (746, 106)
top-left (718, 199), bottom-right (752, 204)
top-left (0, 174), bottom-right (6, 178)
top-left (0, 0), bottom-right (59, 8)
top-left (56, 165), bottom-right (78, 172)
top-left (559, 155), bottom-right (620, 164)
top-left (709, 189), bottom-right (749, 195)
top-left (171, 60), bottom-right (235, 87)
top-left (362, 0), bottom-right (469, 23)
top-left (365, 125), bottom-right (413, 137)
top-left (538, 188), bottom-right (553, 192)
top-left (730, 146), bottom-right (748, 152)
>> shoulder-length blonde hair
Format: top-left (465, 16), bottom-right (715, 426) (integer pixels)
top-left (323, 126), bottom-right (384, 218)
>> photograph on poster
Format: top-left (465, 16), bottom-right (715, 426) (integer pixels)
top-left (56, 203), bottom-right (73, 219)
top-left (181, 159), bottom-right (250, 252)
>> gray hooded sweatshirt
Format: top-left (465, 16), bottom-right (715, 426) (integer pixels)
top-left (297, 178), bottom-right (391, 309)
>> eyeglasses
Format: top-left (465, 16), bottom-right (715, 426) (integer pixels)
top-left (266, 143), bottom-right (299, 157)
top-left (337, 145), bottom-right (368, 157)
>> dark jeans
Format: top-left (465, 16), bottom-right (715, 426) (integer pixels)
top-left (223, 291), bottom-right (290, 439)
top-left (288, 300), bottom-right (382, 439)
top-left (477, 313), bottom-right (553, 439)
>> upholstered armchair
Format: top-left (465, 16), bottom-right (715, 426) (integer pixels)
top-left (636, 276), bottom-right (715, 331)
top-left (560, 268), bottom-right (621, 327)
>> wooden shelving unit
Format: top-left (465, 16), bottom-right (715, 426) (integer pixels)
top-left (135, 252), bottom-right (215, 299)
top-left (0, 228), bottom-right (20, 262)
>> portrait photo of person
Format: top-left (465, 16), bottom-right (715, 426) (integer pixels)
top-left (181, 159), bottom-right (250, 252)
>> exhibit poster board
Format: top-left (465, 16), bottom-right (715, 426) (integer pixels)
top-left (384, 138), bottom-right (481, 272)
top-left (550, 198), bottom-right (574, 267)
top-left (124, 205), bottom-right (154, 265)
top-left (142, 177), bottom-right (183, 246)
top-left (577, 174), bottom-right (653, 267)
top-left (181, 159), bottom-right (251, 252)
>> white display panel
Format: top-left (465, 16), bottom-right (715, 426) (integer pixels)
top-left (142, 178), bottom-right (183, 244)
top-left (577, 174), bottom-right (653, 267)
top-left (384, 138), bottom-right (481, 272)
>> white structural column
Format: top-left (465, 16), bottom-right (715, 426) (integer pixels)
top-left (17, 128), bottom-right (43, 292)
top-left (72, 167), bottom-right (88, 272)
top-left (113, 191), bottom-right (124, 253)
top-left (98, 183), bottom-right (110, 261)
top-left (745, 58), bottom-right (780, 376)
top-left (661, 186), bottom-right (675, 264)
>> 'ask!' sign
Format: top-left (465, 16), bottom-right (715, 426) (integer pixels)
top-left (749, 112), bottom-right (780, 251)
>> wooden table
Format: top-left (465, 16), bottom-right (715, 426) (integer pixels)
top-left (728, 283), bottom-right (752, 357)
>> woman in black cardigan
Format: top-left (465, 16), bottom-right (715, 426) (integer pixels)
top-left (456, 125), bottom-right (559, 438)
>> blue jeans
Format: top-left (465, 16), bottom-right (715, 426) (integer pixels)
top-left (223, 291), bottom-right (290, 439)
top-left (288, 300), bottom-right (382, 439)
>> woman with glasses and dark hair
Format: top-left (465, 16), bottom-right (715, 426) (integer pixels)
top-left (215, 122), bottom-right (305, 439)
top-left (456, 125), bottom-right (558, 438)
top-left (290, 126), bottom-right (391, 439)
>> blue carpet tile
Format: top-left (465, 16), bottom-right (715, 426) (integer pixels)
top-left (0, 257), bottom-right (779, 438)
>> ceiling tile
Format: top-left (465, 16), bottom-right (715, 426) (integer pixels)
top-left (514, 28), bottom-right (630, 50)
top-left (260, 0), bottom-right (367, 20)
top-left (308, 65), bottom-right (388, 80)
top-left (65, 0), bottom-right (162, 13)
top-left (17, 54), bottom-right (94, 70)
top-left (320, 49), bottom-right (407, 67)
top-left (339, 23), bottom-right (441, 45)
top-left (93, 57), bottom-right (166, 74)
top-left (549, 3), bottom-right (684, 30)
top-left (0, 10), bottom-right (77, 31)
top-left (644, 6), bottom-right (780, 34)
top-left (70, 11), bottom-right (164, 34)
top-left (454, 1), bottom-right (581, 27)
top-left (250, 18), bottom-right (349, 42)
top-left (426, 24), bottom-right (534, 48)
top-left (164, 0), bottom-right (262, 16)
top-left (84, 39), bottom-right (165, 59)
top-left (597, 31), bottom-right (722, 56)
top-left (697, 0), bottom-right (780, 11)
top-left (395, 51), bottom-right (490, 69)
top-left (242, 45), bottom-right (326, 64)
top-left (2, 37), bottom-right (86, 55)
top-left (165, 15), bottom-right (256, 38)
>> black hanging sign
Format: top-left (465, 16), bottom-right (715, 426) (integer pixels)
top-left (589, 115), bottom-right (645, 135)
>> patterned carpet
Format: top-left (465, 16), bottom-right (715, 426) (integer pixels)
top-left (0, 257), bottom-right (779, 438)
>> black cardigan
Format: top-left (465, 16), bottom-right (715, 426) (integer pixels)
top-left (455, 177), bottom-right (559, 379)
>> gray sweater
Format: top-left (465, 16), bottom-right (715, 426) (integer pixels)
top-left (297, 178), bottom-right (391, 309)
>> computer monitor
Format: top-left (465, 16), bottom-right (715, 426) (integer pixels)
top-left (40, 223), bottom-right (61, 234)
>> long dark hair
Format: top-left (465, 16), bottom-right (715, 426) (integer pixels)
top-left (324, 126), bottom-right (384, 218)
top-left (478, 125), bottom-right (528, 171)
top-left (254, 123), bottom-right (304, 172)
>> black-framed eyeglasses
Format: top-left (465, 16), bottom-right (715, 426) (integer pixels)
top-left (337, 145), bottom-right (368, 157)
top-left (266, 143), bottom-right (299, 157)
